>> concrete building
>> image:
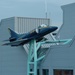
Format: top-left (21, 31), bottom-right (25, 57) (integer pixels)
top-left (56, 3), bottom-right (75, 40)
top-left (0, 3), bottom-right (75, 75)
top-left (41, 3), bottom-right (75, 75)
top-left (0, 17), bottom-right (52, 75)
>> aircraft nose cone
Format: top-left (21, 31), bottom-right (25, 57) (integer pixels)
top-left (50, 26), bottom-right (58, 31)
top-left (47, 26), bottom-right (58, 33)
top-left (54, 26), bottom-right (58, 30)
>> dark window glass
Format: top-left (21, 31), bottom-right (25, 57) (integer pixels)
top-left (42, 69), bottom-right (49, 75)
top-left (37, 69), bottom-right (40, 75)
top-left (53, 69), bottom-right (73, 75)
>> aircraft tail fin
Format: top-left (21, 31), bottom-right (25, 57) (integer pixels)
top-left (8, 28), bottom-right (18, 38)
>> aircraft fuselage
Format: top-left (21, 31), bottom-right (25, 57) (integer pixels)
top-left (18, 26), bottom-right (58, 45)
top-left (2, 25), bottom-right (58, 46)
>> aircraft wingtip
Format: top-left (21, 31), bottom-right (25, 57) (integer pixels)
top-left (1, 43), bottom-right (8, 46)
top-left (1, 44), bottom-right (5, 46)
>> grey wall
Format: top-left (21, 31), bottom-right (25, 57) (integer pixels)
top-left (0, 17), bottom-right (50, 75)
top-left (0, 17), bottom-right (27, 75)
top-left (40, 3), bottom-right (75, 75)
top-left (40, 38), bottom-right (75, 75)
top-left (56, 3), bottom-right (75, 40)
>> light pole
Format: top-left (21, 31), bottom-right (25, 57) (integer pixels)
top-left (45, 0), bottom-right (47, 18)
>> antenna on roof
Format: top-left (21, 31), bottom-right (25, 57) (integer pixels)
top-left (45, 0), bottom-right (47, 18)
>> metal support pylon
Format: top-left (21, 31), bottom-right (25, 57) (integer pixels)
top-left (27, 40), bottom-right (38, 75)
top-left (27, 39), bottom-right (72, 75)
top-left (27, 39), bottom-right (45, 75)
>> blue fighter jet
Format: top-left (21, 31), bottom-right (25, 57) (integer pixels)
top-left (2, 24), bottom-right (58, 46)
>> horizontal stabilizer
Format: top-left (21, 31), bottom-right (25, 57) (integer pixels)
top-left (3, 39), bottom-right (9, 42)
top-left (2, 38), bottom-right (28, 46)
top-left (3, 37), bottom-right (16, 42)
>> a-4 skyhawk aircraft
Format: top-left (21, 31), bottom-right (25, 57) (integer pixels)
top-left (2, 24), bottom-right (58, 46)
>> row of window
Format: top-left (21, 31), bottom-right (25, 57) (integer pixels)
top-left (31, 69), bottom-right (73, 75)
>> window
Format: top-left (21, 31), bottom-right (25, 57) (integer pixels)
top-left (37, 69), bottom-right (40, 75)
top-left (53, 69), bottom-right (73, 75)
top-left (42, 69), bottom-right (49, 75)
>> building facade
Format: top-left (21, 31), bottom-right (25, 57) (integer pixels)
top-left (0, 17), bottom-right (50, 75)
top-left (40, 3), bottom-right (75, 75)
top-left (56, 3), bottom-right (75, 40)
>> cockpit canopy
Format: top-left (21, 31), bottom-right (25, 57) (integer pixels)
top-left (30, 24), bottom-right (48, 33)
top-left (38, 24), bottom-right (48, 29)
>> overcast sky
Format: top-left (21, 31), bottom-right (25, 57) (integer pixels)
top-left (0, 0), bottom-right (75, 28)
